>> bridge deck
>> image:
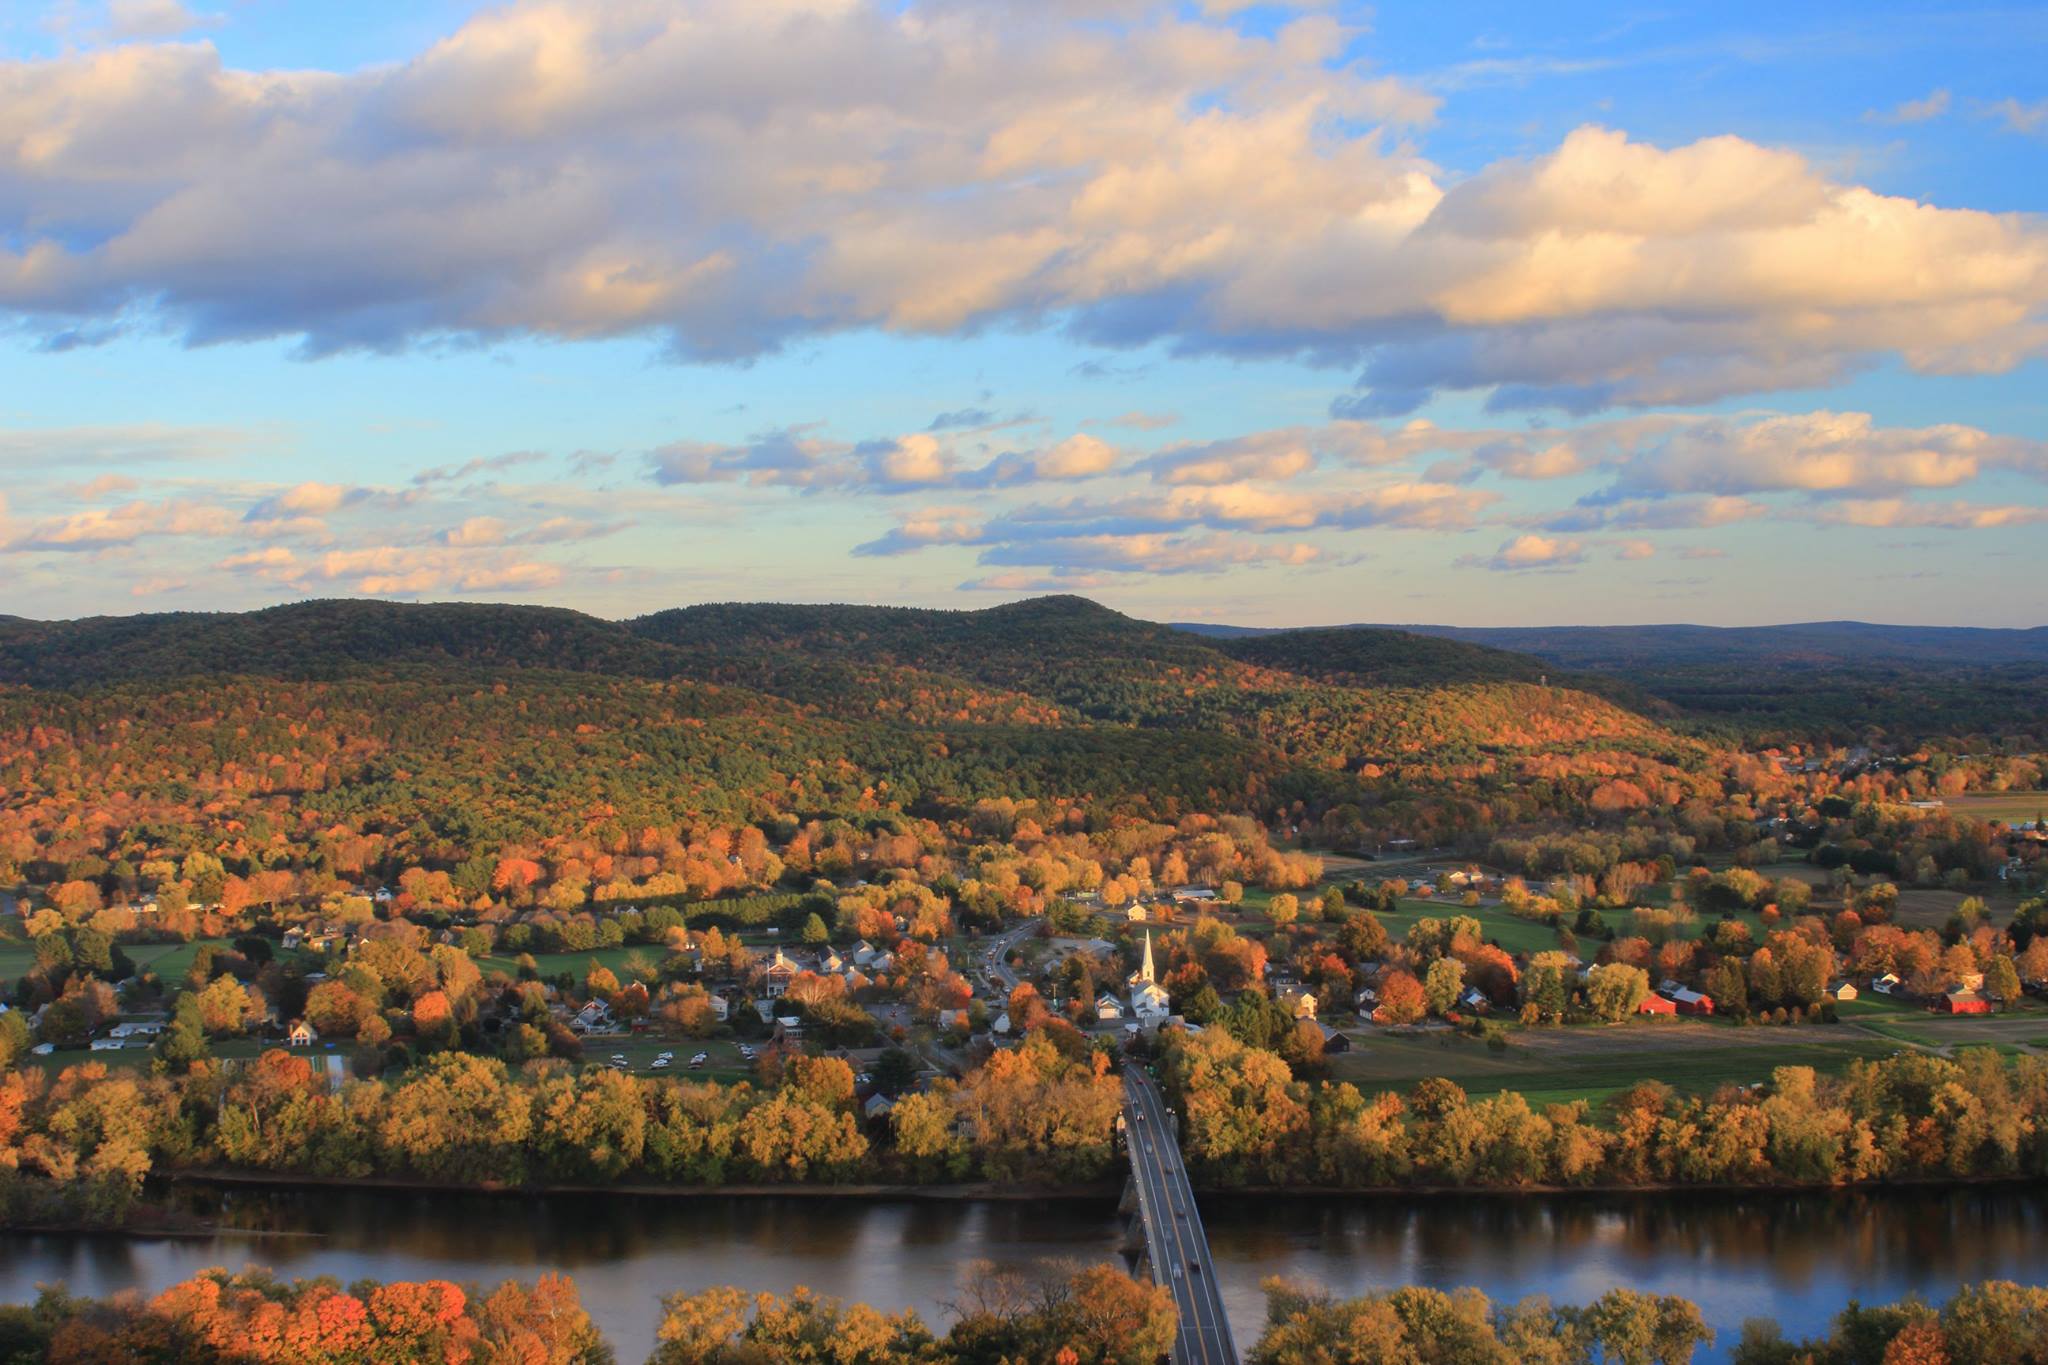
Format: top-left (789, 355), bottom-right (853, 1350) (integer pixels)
top-left (1121, 1066), bottom-right (1238, 1365)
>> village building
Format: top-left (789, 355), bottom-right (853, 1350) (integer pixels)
top-left (1128, 932), bottom-right (1172, 1026)
top-left (287, 1019), bottom-right (318, 1047)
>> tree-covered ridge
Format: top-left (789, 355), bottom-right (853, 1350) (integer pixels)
top-left (0, 596), bottom-right (1715, 874)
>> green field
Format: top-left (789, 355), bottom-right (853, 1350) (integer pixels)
top-left (475, 946), bottom-right (668, 981)
top-left (1327, 1022), bottom-right (1900, 1108)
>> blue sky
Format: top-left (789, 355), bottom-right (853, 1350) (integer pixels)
top-left (1, 0), bottom-right (2044, 626)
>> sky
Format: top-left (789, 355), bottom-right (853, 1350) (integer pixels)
top-left (1, 0), bottom-right (2045, 628)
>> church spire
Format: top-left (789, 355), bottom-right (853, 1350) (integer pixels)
top-left (1141, 929), bottom-right (1155, 984)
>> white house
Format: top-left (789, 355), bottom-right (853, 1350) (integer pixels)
top-left (1095, 993), bottom-right (1125, 1021)
top-left (1873, 972), bottom-right (1903, 995)
top-left (287, 1019), bottom-right (318, 1047)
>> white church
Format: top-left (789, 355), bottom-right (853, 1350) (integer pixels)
top-left (1127, 931), bottom-right (1172, 1026)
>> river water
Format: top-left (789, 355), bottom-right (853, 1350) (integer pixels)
top-left (2, 1184), bottom-right (2043, 1361)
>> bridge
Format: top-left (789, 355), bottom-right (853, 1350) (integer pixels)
top-left (1119, 1065), bottom-right (1239, 1365)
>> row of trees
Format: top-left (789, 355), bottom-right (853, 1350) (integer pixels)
top-left (1161, 1029), bottom-right (2048, 1190)
top-left (0, 1032), bottom-right (1128, 1225)
top-left (17, 1263), bottom-right (2048, 1363)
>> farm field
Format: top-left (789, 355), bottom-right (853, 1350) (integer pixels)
top-left (1326, 1020), bottom-right (1901, 1108)
top-left (1952, 791), bottom-right (2048, 823)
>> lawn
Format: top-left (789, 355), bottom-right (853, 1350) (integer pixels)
top-left (1375, 898), bottom-right (1565, 958)
top-left (1326, 1020), bottom-right (1899, 1108)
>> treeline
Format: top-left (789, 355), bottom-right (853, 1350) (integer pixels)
top-left (0, 1032), bottom-right (1123, 1225)
top-left (15, 1265), bottom-right (2048, 1363)
top-left (1161, 1030), bottom-right (2048, 1190)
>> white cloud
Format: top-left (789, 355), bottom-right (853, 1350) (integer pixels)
top-left (0, 5), bottom-right (2040, 413)
top-left (1459, 533), bottom-right (1585, 571)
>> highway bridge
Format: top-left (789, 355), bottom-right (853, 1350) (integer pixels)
top-left (1120, 1065), bottom-right (1239, 1365)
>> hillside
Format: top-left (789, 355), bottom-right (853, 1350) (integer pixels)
top-left (1177, 617), bottom-right (2048, 744)
top-left (0, 597), bottom-right (1699, 854)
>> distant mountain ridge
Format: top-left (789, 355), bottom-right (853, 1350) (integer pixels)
top-left (1174, 619), bottom-right (2048, 669)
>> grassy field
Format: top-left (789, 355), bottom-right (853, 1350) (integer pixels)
top-left (474, 945), bottom-right (668, 981)
top-left (1327, 1020), bottom-right (1900, 1108)
top-left (1953, 791), bottom-right (2048, 823)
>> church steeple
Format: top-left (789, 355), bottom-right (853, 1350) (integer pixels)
top-left (1140, 930), bottom-right (1155, 984)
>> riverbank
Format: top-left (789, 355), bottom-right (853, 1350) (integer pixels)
top-left (9, 1180), bottom-right (2048, 1364)
top-left (169, 1167), bottom-right (1123, 1203)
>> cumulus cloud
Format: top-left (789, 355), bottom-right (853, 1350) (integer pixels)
top-left (2, 5), bottom-right (2042, 412)
top-left (1458, 533), bottom-right (1586, 571)
top-left (1, 497), bottom-right (234, 551)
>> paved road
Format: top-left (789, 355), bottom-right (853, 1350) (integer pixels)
top-left (980, 917), bottom-right (1041, 994)
top-left (1122, 1065), bottom-right (1238, 1365)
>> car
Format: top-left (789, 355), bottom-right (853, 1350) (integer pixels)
top-left (1171, 1266), bottom-right (1182, 1281)
top-left (691, 1052), bottom-right (709, 1067)
top-left (1187, 1259), bottom-right (1201, 1275)
top-left (651, 1057), bottom-right (670, 1069)
top-left (610, 1054), bottom-right (626, 1064)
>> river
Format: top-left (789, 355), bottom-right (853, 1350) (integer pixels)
top-left (3, 1184), bottom-right (2044, 1361)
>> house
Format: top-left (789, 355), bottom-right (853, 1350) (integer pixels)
top-left (1278, 988), bottom-right (1319, 1021)
top-left (1827, 981), bottom-right (1859, 1002)
top-left (1095, 993), bottom-right (1125, 1021)
top-left (936, 1009), bottom-right (967, 1031)
top-left (863, 1093), bottom-right (896, 1120)
top-left (1317, 1023), bottom-right (1353, 1054)
top-left (572, 1000), bottom-right (615, 1034)
top-left (992, 1011), bottom-right (1012, 1035)
top-left (708, 994), bottom-right (730, 1022)
top-left (1637, 993), bottom-right (1677, 1016)
top-left (1872, 972), bottom-right (1903, 995)
top-left (753, 999), bottom-right (776, 1024)
top-left (107, 1021), bottom-right (161, 1040)
top-left (282, 928), bottom-right (306, 951)
top-left (850, 940), bottom-right (878, 968)
top-left (819, 949), bottom-right (845, 974)
top-left (287, 1019), bottom-right (318, 1047)
top-left (1126, 903), bottom-right (1149, 923)
top-left (1458, 986), bottom-right (1489, 1015)
top-left (1939, 988), bottom-right (1993, 1016)
top-left (89, 1038), bottom-right (126, 1051)
top-left (1171, 886), bottom-right (1217, 905)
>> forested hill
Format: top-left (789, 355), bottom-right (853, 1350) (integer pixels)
top-left (0, 596), bottom-right (1713, 859)
top-left (0, 593), bottom-right (1675, 765)
top-left (1175, 617), bottom-right (2048, 743)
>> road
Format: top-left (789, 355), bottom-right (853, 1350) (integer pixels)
top-left (979, 916), bottom-right (1041, 994)
top-left (1122, 1065), bottom-right (1238, 1365)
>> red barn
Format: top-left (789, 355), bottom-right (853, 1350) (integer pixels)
top-left (1637, 994), bottom-right (1677, 1016)
top-left (1940, 989), bottom-right (1993, 1015)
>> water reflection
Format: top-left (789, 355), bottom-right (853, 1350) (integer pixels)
top-left (1, 1186), bottom-right (2043, 1362)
